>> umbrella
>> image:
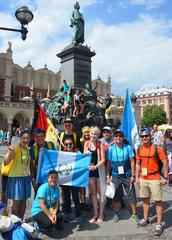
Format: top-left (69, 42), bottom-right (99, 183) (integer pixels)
top-left (158, 124), bottom-right (172, 131)
top-left (41, 98), bottom-right (51, 103)
top-left (21, 96), bottom-right (33, 102)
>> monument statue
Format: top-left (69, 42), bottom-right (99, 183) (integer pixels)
top-left (70, 2), bottom-right (84, 45)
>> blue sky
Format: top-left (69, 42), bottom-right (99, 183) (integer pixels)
top-left (0, 0), bottom-right (172, 97)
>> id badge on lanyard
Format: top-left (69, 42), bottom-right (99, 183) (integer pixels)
top-left (118, 166), bottom-right (124, 174)
top-left (142, 167), bottom-right (148, 176)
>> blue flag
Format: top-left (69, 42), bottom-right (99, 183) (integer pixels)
top-left (121, 89), bottom-right (140, 150)
top-left (36, 149), bottom-right (91, 187)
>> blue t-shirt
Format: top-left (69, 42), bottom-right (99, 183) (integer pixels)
top-left (31, 182), bottom-right (60, 216)
top-left (107, 144), bottom-right (134, 178)
top-left (99, 137), bottom-right (114, 145)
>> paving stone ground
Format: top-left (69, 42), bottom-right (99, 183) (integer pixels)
top-left (1, 145), bottom-right (172, 239)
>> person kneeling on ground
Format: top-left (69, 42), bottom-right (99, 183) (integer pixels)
top-left (31, 170), bottom-right (63, 236)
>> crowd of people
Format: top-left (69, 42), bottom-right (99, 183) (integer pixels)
top-left (0, 120), bottom-right (172, 239)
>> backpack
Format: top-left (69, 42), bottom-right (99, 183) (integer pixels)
top-left (59, 132), bottom-right (77, 151)
top-left (137, 144), bottom-right (165, 174)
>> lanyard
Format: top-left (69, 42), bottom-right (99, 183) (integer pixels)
top-left (49, 186), bottom-right (56, 208)
top-left (20, 144), bottom-right (30, 167)
top-left (49, 187), bottom-right (52, 208)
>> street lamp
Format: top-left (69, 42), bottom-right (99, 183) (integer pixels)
top-left (0, 6), bottom-right (34, 40)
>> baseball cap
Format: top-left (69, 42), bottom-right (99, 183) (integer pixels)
top-left (114, 129), bottom-right (124, 137)
top-left (139, 127), bottom-right (151, 136)
top-left (64, 118), bottom-right (73, 124)
top-left (103, 126), bottom-right (111, 132)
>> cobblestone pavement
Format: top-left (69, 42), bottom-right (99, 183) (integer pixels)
top-left (1, 145), bottom-right (172, 239)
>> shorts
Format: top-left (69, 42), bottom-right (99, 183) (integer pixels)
top-left (112, 176), bottom-right (136, 203)
top-left (139, 178), bottom-right (162, 201)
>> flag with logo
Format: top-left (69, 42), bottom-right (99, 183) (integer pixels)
top-left (121, 89), bottom-right (140, 150)
top-left (36, 149), bottom-right (91, 187)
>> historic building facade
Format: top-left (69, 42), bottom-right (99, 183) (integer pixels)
top-left (0, 43), bottom-right (125, 130)
top-left (0, 43), bottom-right (60, 130)
top-left (136, 87), bottom-right (172, 125)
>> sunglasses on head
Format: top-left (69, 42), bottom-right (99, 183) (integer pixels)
top-left (64, 142), bottom-right (73, 146)
top-left (140, 134), bottom-right (149, 138)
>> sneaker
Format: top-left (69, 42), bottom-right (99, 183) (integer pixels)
top-left (130, 214), bottom-right (139, 224)
top-left (113, 213), bottom-right (120, 223)
top-left (76, 218), bottom-right (83, 228)
top-left (154, 224), bottom-right (163, 236)
top-left (137, 218), bottom-right (150, 227)
top-left (64, 213), bottom-right (73, 223)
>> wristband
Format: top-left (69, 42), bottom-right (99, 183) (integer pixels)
top-left (163, 176), bottom-right (168, 180)
top-left (106, 176), bottom-right (110, 179)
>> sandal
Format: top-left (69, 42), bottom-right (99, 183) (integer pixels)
top-left (96, 218), bottom-right (104, 224)
top-left (89, 216), bottom-right (98, 223)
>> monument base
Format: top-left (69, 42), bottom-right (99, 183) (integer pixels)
top-left (57, 44), bottom-right (96, 89)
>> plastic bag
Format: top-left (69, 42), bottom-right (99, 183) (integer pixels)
top-left (105, 182), bottom-right (115, 199)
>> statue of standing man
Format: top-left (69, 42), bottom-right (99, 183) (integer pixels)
top-left (70, 2), bottom-right (84, 45)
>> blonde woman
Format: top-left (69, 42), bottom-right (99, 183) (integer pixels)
top-left (80, 126), bottom-right (90, 148)
top-left (84, 126), bottom-right (106, 224)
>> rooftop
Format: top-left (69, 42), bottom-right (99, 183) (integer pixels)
top-left (136, 87), bottom-right (172, 96)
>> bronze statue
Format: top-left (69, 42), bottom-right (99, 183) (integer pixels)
top-left (70, 2), bottom-right (84, 45)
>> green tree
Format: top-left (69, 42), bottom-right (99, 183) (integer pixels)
top-left (141, 104), bottom-right (168, 127)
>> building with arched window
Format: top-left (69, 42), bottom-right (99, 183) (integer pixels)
top-left (0, 43), bottom-right (60, 130)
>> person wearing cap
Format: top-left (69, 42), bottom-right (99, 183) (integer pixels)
top-left (30, 128), bottom-right (56, 195)
top-left (136, 127), bottom-right (168, 236)
top-left (99, 126), bottom-right (114, 151)
top-left (106, 129), bottom-right (137, 223)
top-left (58, 119), bottom-right (82, 152)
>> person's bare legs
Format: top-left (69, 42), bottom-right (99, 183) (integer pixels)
top-left (89, 178), bottom-right (98, 222)
top-left (155, 200), bottom-right (163, 224)
top-left (19, 200), bottom-right (27, 219)
top-left (143, 197), bottom-right (150, 220)
top-left (96, 179), bottom-right (105, 223)
top-left (130, 201), bottom-right (137, 215)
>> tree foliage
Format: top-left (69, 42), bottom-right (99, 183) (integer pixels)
top-left (141, 104), bottom-right (168, 127)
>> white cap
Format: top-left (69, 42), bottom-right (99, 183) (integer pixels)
top-left (103, 126), bottom-right (111, 132)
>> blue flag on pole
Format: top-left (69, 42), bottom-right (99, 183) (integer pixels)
top-left (121, 89), bottom-right (140, 150)
top-left (36, 149), bottom-right (91, 187)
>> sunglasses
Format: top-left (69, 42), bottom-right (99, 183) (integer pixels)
top-left (140, 134), bottom-right (149, 138)
top-left (64, 142), bottom-right (73, 146)
top-left (64, 124), bottom-right (72, 127)
top-left (103, 131), bottom-right (111, 134)
top-left (115, 134), bottom-right (123, 138)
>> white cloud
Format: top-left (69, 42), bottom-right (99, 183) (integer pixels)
top-left (87, 14), bottom-right (172, 94)
top-left (119, 0), bottom-right (167, 9)
top-left (0, 0), bottom-right (172, 96)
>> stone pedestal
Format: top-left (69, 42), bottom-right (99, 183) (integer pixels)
top-left (57, 44), bottom-right (96, 89)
